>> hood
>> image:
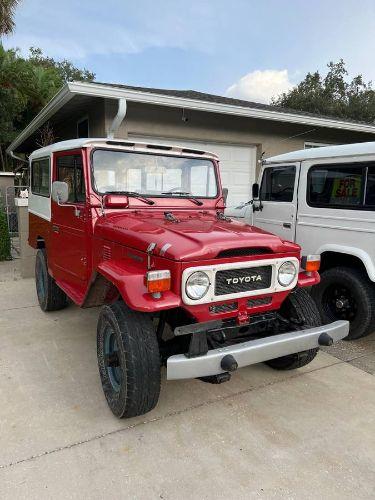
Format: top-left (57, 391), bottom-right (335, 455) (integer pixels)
top-left (94, 210), bottom-right (300, 261)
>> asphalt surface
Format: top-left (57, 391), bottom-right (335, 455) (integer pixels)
top-left (1, 260), bottom-right (375, 499)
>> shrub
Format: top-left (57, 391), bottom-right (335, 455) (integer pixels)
top-left (0, 205), bottom-right (11, 260)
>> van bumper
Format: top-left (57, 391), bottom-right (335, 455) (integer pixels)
top-left (166, 320), bottom-right (349, 380)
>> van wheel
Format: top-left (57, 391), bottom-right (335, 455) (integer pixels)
top-left (265, 288), bottom-right (320, 370)
top-left (97, 301), bottom-right (161, 419)
top-left (35, 249), bottom-right (68, 311)
top-left (311, 267), bottom-right (375, 340)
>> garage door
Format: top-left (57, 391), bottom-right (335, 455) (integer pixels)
top-left (129, 136), bottom-right (256, 207)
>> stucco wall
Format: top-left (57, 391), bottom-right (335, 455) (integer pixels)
top-left (104, 99), bottom-right (375, 165)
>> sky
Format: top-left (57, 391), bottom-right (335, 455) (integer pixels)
top-left (3, 0), bottom-right (375, 104)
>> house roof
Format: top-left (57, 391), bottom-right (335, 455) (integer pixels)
top-left (7, 80), bottom-right (375, 156)
top-left (264, 140), bottom-right (375, 164)
top-left (94, 82), bottom-right (375, 127)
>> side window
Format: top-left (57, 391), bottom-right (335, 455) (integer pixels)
top-left (31, 158), bottom-right (50, 197)
top-left (366, 166), bottom-right (375, 206)
top-left (308, 164), bottom-right (364, 208)
top-left (260, 166), bottom-right (296, 202)
top-left (57, 154), bottom-right (85, 203)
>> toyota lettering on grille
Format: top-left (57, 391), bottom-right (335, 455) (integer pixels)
top-left (225, 274), bottom-right (262, 285)
top-left (215, 265), bottom-right (272, 296)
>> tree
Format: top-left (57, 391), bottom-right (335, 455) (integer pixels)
top-left (0, 0), bottom-right (20, 35)
top-left (272, 60), bottom-right (375, 123)
top-left (0, 204), bottom-right (11, 260)
top-left (0, 45), bottom-right (95, 170)
top-left (28, 47), bottom-right (95, 83)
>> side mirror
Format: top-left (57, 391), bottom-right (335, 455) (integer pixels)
top-left (252, 183), bottom-right (260, 199)
top-left (52, 181), bottom-right (69, 204)
top-left (222, 188), bottom-right (229, 204)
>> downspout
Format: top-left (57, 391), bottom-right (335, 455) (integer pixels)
top-left (9, 151), bottom-right (29, 174)
top-left (107, 98), bottom-right (127, 139)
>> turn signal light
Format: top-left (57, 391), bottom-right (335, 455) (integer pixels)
top-left (145, 270), bottom-right (171, 293)
top-left (301, 254), bottom-right (321, 272)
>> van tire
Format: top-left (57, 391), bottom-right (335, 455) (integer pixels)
top-left (265, 288), bottom-right (320, 370)
top-left (97, 301), bottom-right (161, 419)
top-left (35, 249), bottom-right (68, 311)
top-left (311, 267), bottom-right (375, 340)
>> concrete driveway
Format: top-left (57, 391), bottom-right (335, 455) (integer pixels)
top-left (1, 262), bottom-right (375, 499)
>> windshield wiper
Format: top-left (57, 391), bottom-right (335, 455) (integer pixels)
top-left (161, 191), bottom-right (203, 206)
top-left (104, 191), bottom-right (155, 205)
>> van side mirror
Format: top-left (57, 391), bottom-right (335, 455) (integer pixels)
top-left (252, 183), bottom-right (259, 199)
top-left (222, 188), bottom-right (228, 204)
top-left (52, 181), bottom-right (69, 204)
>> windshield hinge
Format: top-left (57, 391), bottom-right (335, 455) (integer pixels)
top-left (164, 211), bottom-right (180, 223)
top-left (216, 211), bottom-right (232, 222)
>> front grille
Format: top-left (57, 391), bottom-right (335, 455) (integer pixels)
top-left (217, 247), bottom-right (271, 258)
top-left (215, 266), bottom-right (272, 296)
top-left (209, 302), bottom-right (238, 314)
top-left (248, 297), bottom-right (272, 308)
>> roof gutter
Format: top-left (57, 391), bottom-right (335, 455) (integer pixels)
top-left (7, 81), bottom-right (375, 156)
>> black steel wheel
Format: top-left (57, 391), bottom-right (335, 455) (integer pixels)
top-left (97, 301), bottom-right (161, 418)
top-left (311, 267), bottom-right (375, 340)
top-left (35, 249), bottom-right (68, 311)
top-left (265, 288), bottom-right (320, 370)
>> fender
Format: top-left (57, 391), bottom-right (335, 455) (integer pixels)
top-left (317, 244), bottom-right (375, 282)
top-left (97, 259), bottom-right (181, 312)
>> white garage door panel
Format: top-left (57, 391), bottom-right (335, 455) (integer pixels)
top-left (129, 136), bottom-right (256, 206)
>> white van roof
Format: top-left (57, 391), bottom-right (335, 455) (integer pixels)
top-left (264, 141), bottom-right (375, 164)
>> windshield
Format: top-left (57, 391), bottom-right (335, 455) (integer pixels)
top-left (92, 149), bottom-right (218, 198)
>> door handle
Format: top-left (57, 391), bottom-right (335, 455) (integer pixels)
top-left (283, 222), bottom-right (292, 229)
top-left (52, 225), bottom-right (60, 233)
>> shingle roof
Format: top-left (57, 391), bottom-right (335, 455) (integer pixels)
top-left (92, 81), bottom-right (375, 127)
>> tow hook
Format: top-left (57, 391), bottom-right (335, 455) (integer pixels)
top-left (318, 332), bottom-right (334, 346)
top-left (198, 355), bottom-right (238, 385)
top-left (221, 354), bottom-right (238, 372)
top-left (199, 372), bottom-right (232, 384)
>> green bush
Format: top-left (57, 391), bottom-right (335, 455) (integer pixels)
top-left (0, 206), bottom-right (11, 261)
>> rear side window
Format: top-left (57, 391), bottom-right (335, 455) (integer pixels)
top-left (57, 154), bottom-right (85, 203)
top-left (31, 158), bottom-right (50, 197)
top-left (308, 163), bottom-right (369, 209)
top-left (260, 166), bottom-right (296, 202)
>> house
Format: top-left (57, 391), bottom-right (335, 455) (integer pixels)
top-left (7, 81), bottom-right (375, 207)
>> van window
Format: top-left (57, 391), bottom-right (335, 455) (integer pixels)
top-left (260, 166), bottom-right (295, 202)
top-left (308, 164), bottom-right (367, 209)
top-left (31, 158), bottom-right (50, 197)
top-left (366, 167), bottom-right (375, 206)
top-left (57, 154), bottom-right (85, 203)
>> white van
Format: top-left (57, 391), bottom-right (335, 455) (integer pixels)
top-left (226, 142), bottom-right (375, 340)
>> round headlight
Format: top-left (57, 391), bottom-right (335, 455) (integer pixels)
top-left (278, 261), bottom-right (297, 287)
top-left (185, 271), bottom-right (210, 300)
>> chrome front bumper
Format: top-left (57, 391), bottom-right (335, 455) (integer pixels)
top-left (166, 320), bottom-right (349, 380)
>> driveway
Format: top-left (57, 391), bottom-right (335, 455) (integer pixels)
top-left (1, 262), bottom-right (375, 499)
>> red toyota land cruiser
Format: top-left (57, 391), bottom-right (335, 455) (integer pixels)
top-left (28, 138), bottom-right (348, 418)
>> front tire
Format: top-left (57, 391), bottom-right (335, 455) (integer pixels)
top-left (97, 301), bottom-right (161, 418)
top-left (311, 267), bottom-right (375, 340)
top-left (35, 249), bottom-right (68, 311)
top-left (265, 288), bottom-right (320, 370)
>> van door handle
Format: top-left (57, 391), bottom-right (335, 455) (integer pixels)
top-left (283, 222), bottom-right (292, 229)
top-left (52, 225), bottom-right (60, 233)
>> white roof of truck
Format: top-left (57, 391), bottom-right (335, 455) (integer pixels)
top-left (29, 138), bottom-right (219, 161)
top-left (264, 141), bottom-right (375, 164)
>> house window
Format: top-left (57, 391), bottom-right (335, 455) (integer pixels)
top-left (31, 158), bottom-right (50, 197)
top-left (260, 166), bottom-right (296, 202)
top-left (77, 118), bottom-right (89, 138)
top-left (57, 154), bottom-right (85, 202)
top-left (304, 141), bottom-right (333, 149)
